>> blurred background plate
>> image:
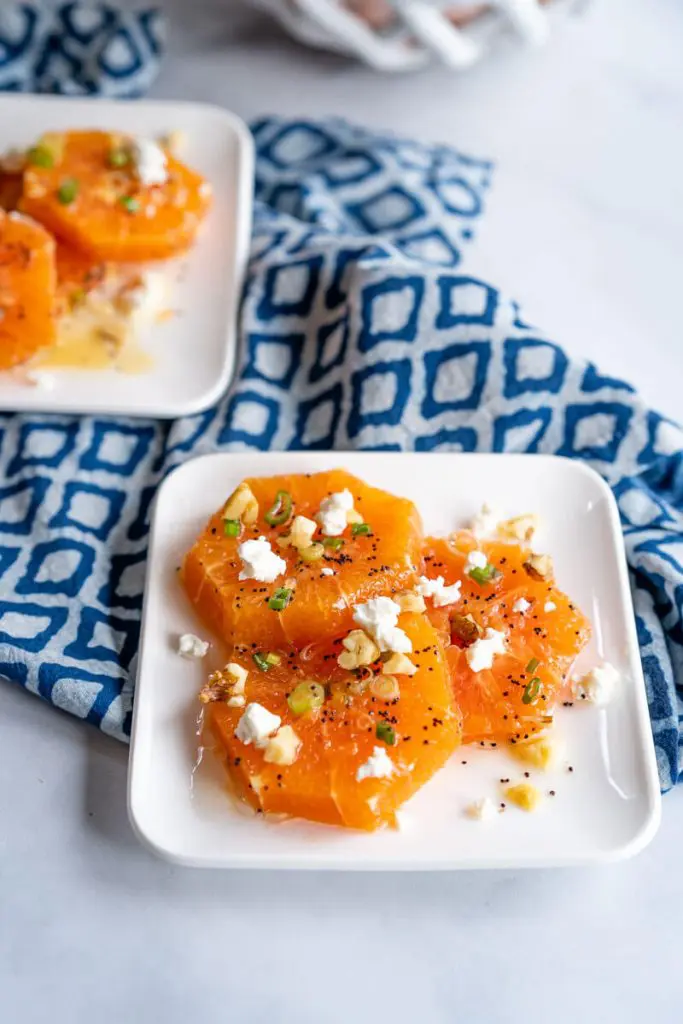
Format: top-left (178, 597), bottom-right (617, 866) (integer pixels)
top-left (0, 95), bottom-right (253, 418)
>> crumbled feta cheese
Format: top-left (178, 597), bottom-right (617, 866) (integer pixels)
top-left (544, 600), bottom-right (557, 613)
top-left (416, 575), bottom-right (462, 608)
top-left (131, 137), bottom-right (168, 186)
top-left (237, 536), bottom-right (287, 583)
top-left (470, 503), bottom-right (500, 538)
top-left (353, 597), bottom-right (412, 654)
top-left (320, 567), bottom-right (335, 577)
top-left (465, 797), bottom-right (497, 821)
top-left (573, 662), bottom-right (619, 706)
top-left (316, 489), bottom-right (354, 536)
top-left (235, 703), bottom-right (281, 747)
top-left (264, 725), bottom-right (301, 766)
top-left (227, 695), bottom-right (245, 708)
top-left (177, 633), bottom-right (209, 659)
top-left (356, 745), bottom-right (395, 782)
top-left (333, 597), bottom-right (346, 610)
top-left (465, 627), bottom-right (507, 672)
top-left (512, 597), bottom-right (531, 614)
top-left (465, 550), bottom-right (488, 572)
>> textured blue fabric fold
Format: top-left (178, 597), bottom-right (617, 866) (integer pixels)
top-left (0, 78), bottom-right (680, 785)
top-left (0, 3), bottom-right (164, 96)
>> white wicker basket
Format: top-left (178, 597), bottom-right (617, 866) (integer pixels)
top-left (253, 0), bottom-right (582, 71)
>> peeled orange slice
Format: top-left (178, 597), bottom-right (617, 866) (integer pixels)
top-left (205, 612), bottom-right (461, 831)
top-left (422, 533), bottom-right (591, 745)
top-left (182, 469), bottom-right (423, 651)
top-left (0, 209), bottom-right (56, 369)
top-left (21, 130), bottom-right (210, 262)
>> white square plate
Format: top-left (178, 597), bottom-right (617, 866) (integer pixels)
top-left (0, 95), bottom-right (253, 418)
top-left (129, 452), bottom-right (661, 869)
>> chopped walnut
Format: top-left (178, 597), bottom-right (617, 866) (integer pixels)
top-left (449, 612), bottom-right (482, 648)
top-left (198, 669), bottom-right (233, 704)
top-left (224, 662), bottom-right (248, 694)
top-left (503, 782), bottom-right (542, 812)
top-left (160, 129), bottom-right (187, 155)
top-left (0, 148), bottom-right (26, 173)
top-left (498, 513), bottom-right (539, 544)
top-left (199, 663), bottom-right (248, 704)
top-left (523, 553), bottom-right (553, 581)
top-left (337, 629), bottom-right (380, 670)
top-left (381, 652), bottom-right (417, 676)
top-left (395, 591), bottom-right (426, 613)
top-left (264, 725), bottom-right (302, 766)
top-left (276, 515), bottom-right (317, 551)
top-left (223, 482), bottom-right (258, 525)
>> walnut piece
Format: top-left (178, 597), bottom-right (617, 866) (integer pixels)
top-left (337, 629), bottom-right (380, 670)
top-left (523, 552), bottom-right (553, 581)
top-left (222, 482), bottom-right (259, 525)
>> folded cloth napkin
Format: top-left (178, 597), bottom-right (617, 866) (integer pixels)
top-left (0, 3), bottom-right (163, 96)
top-left (0, 18), bottom-right (681, 792)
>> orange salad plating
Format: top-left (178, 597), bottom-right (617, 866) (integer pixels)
top-left (181, 471), bottom-right (614, 832)
top-left (0, 129), bottom-right (211, 375)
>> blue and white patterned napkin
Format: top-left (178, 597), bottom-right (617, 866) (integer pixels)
top-left (0, 10), bottom-right (681, 791)
top-left (0, 2), bottom-right (163, 96)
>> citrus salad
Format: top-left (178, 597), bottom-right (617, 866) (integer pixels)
top-left (180, 469), bottom-right (611, 832)
top-left (0, 129), bottom-right (211, 376)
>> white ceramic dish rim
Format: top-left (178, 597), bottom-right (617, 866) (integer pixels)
top-left (128, 452), bottom-right (662, 870)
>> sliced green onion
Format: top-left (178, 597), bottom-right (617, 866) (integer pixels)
top-left (268, 587), bottom-right (293, 612)
top-left (265, 652), bottom-right (281, 667)
top-left (57, 178), bottom-right (79, 205)
top-left (323, 536), bottom-right (344, 550)
top-left (468, 563), bottom-right (501, 586)
top-left (252, 652), bottom-right (271, 672)
top-left (119, 195), bottom-right (140, 214)
top-left (264, 490), bottom-right (292, 527)
top-left (27, 145), bottom-right (54, 169)
top-left (223, 518), bottom-right (240, 538)
top-left (108, 147), bottom-right (130, 169)
top-left (376, 721), bottom-right (396, 746)
top-left (351, 523), bottom-right (372, 537)
top-left (526, 657), bottom-right (539, 673)
top-left (522, 677), bottom-right (542, 705)
top-left (287, 680), bottom-right (325, 716)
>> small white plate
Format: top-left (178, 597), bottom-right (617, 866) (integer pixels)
top-left (0, 95), bottom-right (253, 418)
top-left (129, 452), bottom-right (661, 869)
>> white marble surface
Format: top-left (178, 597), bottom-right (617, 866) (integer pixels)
top-left (3, 1), bottom-right (683, 1021)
